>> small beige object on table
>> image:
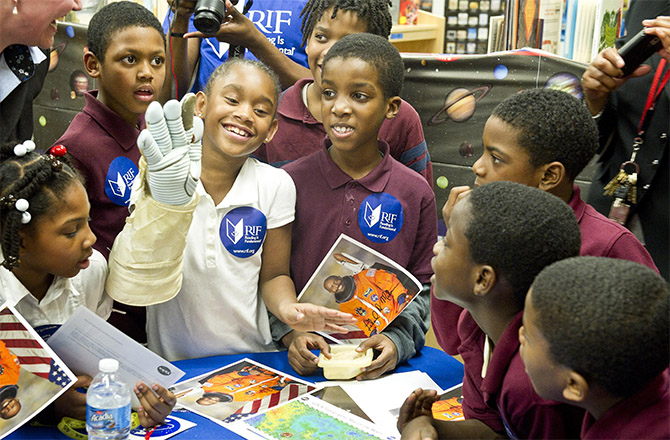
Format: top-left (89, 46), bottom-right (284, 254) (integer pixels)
top-left (318, 345), bottom-right (373, 380)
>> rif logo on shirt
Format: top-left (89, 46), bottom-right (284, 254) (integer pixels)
top-left (220, 207), bottom-right (267, 258)
top-left (358, 193), bottom-right (404, 243)
top-left (105, 157), bottom-right (138, 206)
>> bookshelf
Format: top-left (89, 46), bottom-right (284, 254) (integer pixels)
top-left (390, 10), bottom-right (446, 53)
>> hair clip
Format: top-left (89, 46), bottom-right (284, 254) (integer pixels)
top-left (0, 194), bottom-right (17, 210)
top-left (45, 145), bottom-right (66, 172)
top-left (13, 140), bottom-right (35, 157)
top-left (15, 198), bottom-right (30, 224)
top-left (1, 255), bottom-right (19, 270)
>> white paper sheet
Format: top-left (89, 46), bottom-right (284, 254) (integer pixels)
top-left (316, 370), bottom-right (443, 437)
top-left (48, 306), bottom-right (184, 407)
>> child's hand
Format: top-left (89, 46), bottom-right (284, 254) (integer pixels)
top-left (355, 335), bottom-right (398, 380)
top-left (397, 387), bottom-right (439, 433)
top-left (134, 382), bottom-right (177, 428)
top-left (138, 93), bottom-right (203, 206)
top-left (400, 415), bottom-right (439, 440)
top-left (54, 375), bottom-right (91, 421)
top-left (442, 186), bottom-right (471, 226)
top-left (281, 331), bottom-right (330, 375)
top-left (279, 302), bottom-right (357, 333)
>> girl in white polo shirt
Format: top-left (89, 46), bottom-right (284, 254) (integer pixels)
top-left (106, 58), bottom-right (355, 361)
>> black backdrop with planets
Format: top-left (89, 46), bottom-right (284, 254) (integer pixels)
top-left (399, 50), bottom-right (592, 233)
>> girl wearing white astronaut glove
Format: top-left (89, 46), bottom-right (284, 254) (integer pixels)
top-left (106, 59), bottom-right (355, 361)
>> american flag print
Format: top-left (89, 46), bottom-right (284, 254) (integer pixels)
top-left (0, 308), bottom-right (72, 387)
top-left (222, 383), bottom-right (316, 423)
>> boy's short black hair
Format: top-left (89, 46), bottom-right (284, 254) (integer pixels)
top-left (322, 33), bottom-right (403, 99)
top-left (300, 0), bottom-right (393, 47)
top-left (466, 181), bottom-right (581, 308)
top-left (531, 256), bottom-right (669, 398)
top-left (491, 88), bottom-right (599, 181)
top-left (87, 1), bottom-right (165, 62)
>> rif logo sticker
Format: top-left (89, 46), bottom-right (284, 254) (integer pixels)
top-left (104, 157), bottom-right (138, 206)
top-left (358, 193), bottom-right (404, 243)
top-left (220, 207), bottom-right (267, 258)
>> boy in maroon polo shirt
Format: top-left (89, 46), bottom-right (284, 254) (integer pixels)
top-left (253, 0), bottom-right (432, 186)
top-left (520, 257), bottom-right (669, 439)
top-left (53, 1), bottom-right (167, 342)
top-left (398, 182), bottom-right (584, 439)
top-left (273, 33), bottom-right (437, 381)
top-left (432, 88), bottom-right (658, 356)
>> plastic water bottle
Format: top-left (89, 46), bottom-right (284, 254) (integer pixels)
top-left (86, 359), bottom-right (131, 440)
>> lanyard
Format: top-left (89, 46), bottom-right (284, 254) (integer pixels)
top-left (638, 58), bottom-right (669, 137)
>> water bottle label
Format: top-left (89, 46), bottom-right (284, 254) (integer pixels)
top-left (87, 404), bottom-right (131, 431)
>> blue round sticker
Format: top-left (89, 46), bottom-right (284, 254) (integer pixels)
top-left (220, 207), bottom-right (267, 258)
top-left (358, 193), bottom-right (404, 243)
top-left (130, 417), bottom-right (181, 436)
top-left (104, 157), bottom-right (138, 206)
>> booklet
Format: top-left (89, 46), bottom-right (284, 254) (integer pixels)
top-left (47, 306), bottom-right (185, 408)
top-left (169, 358), bottom-right (316, 426)
top-left (0, 305), bottom-right (77, 438)
top-left (297, 234), bottom-right (422, 345)
top-left (432, 383), bottom-right (464, 422)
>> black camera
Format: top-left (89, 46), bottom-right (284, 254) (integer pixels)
top-left (193, 0), bottom-right (227, 35)
top-left (618, 30), bottom-right (663, 77)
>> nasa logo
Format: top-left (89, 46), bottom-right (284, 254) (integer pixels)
top-left (104, 157), bottom-right (138, 206)
top-left (358, 193), bottom-right (404, 243)
top-left (156, 365), bottom-right (172, 376)
top-left (130, 417), bottom-right (181, 436)
top-left (220, 207), bottom-right (267, 258)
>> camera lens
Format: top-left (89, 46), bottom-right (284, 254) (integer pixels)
top-left (193, 0), bottom-right (226, 34)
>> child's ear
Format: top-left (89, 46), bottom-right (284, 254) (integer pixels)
top-left (83, 50), bottom-right (101, 79)
top-left (194, 91), bottom-right (207, 117)
top-left (538, 162), bottom-right (565, 191)
top-left (562, 370), bottom-right (589, 403)
top-left (263, 118), bottom-right (279, 144)
top-left (384, 96), bottom-right (402, 120)
top-left (473, 264), bottom-right (496, 297)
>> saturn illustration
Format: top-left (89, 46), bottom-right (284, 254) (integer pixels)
top-left (428, 85), bottom-right (492, 126)
top-left (48, 42), bottom-right (68, 72)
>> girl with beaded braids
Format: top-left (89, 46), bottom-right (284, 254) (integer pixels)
top-left (0, 141), bottom-right (175, 428)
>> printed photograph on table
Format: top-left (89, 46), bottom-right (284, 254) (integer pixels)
top-left (169, 359), bottom-right (316, 426)
top-left (0, 305), bottom-right (76, 438)
top-left (227, 394), bottom-right (397, 440)
top-left (297, 234), bottom-right (421, 346)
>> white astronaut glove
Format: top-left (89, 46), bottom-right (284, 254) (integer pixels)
top-left (137, 93), bottom-right (203, 206)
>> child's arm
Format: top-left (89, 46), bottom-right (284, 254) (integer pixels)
top-left (53, 375), bottom-right (91, 421)
top-left (160, 1), bottom-right (201, 101)
top-left (397, 388), bottom-right (439, 435)
top-left (134, 382), bottom-right (176, 428)
top-left (259, 224), bottom-right (356, 332)
top-left (185, 0), bottom-right (310, 89)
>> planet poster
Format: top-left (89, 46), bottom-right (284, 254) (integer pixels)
top-left (399, 49), bottom-right (590, 222)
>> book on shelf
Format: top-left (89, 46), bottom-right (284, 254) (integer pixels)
top-left (562, 0), bottom-right (623, 63)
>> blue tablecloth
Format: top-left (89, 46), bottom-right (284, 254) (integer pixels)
top-left (9, 347), bottom-right (463, 439)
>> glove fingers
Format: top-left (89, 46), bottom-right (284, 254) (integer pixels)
top-left (181, 93), bottom-right (197, 134)
top-left (192, 116), bottom-right (204, 144)
top-left (137, 129), bottom-right (164, 166)
top-left (163, 99), bottom-right (188, 150)
top-left (145, 101), bottom-right (172, 156)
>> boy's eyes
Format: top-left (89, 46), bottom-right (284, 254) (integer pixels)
top-left (151, 56), bottom-right (165, 66)
top-left (224, 96), bottom-right (239, 105)
top-left (122, 55), bottom-right (136, 64)
top-left (313, 33), bottom-right (327, 43)
top-left (352, 92), bottom-right (369, 101)
top-left (254, 107), bottom-right (270, 116)
top-left (322, 89), bottom-right (336, 99)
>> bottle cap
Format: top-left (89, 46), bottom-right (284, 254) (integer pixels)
top-left (99, 358), bottom-right (119, 373)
